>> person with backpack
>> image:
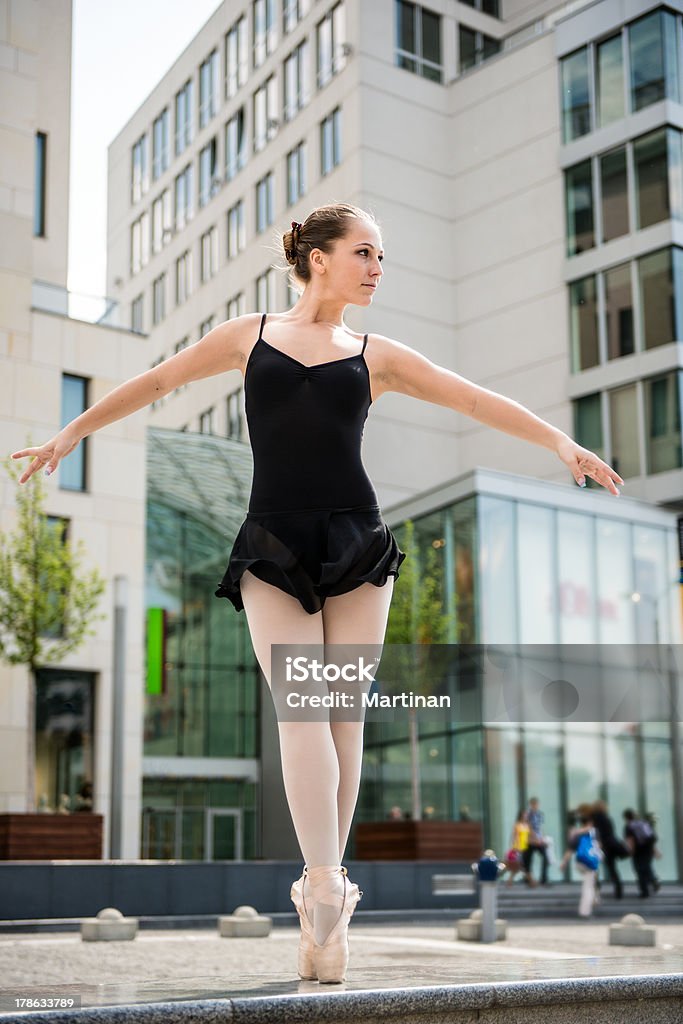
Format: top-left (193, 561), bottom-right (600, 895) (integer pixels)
top-left (591, 799), bottom-right (629, 899)
top-left (623, 809), bottom-right (658, 897)
top-left (570, 803), bottom-right (603, 917)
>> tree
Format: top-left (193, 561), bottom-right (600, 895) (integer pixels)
top-left (384, 519), bottom-right (458, 820)
top-left (0, 454), bottom-right (106, 811)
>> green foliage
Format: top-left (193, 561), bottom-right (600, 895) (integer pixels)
top-left (386, 519), bottom-right (456, 646)
top-left (0, 455), bottom-right (106, 670)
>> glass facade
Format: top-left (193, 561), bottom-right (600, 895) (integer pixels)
top-left (143, 429), bottom-right (260, 859)
top-left (357, 486), bottom-right (682, 882)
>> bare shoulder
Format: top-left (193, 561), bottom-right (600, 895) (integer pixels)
top-left (364, 331), bottom-right (439, 401)
top-left (209, 312), bottom-right (264, 373)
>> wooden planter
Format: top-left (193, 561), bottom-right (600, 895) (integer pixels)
top-left (354, 820), bottom-right (483, 861)
top-left (0, 814), bottom-right (104, 860)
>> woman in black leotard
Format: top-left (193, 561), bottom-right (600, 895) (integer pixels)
top-left (11, 202), bottom-right (624, 986)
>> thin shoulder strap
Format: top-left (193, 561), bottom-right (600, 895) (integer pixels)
top-left (361, 333), bottom-right (368, 355)
top-left (258, 312), bottom-right (267, 339)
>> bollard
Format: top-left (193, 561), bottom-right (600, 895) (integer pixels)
top-left (471, 849), bottom-right (506, 943)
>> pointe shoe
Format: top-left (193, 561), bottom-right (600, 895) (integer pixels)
top-left (307, 865), bottom-right (363, 984)
top-left (290, 865), bottom-right (317, 981)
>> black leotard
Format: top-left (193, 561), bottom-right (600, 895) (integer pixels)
top-left (215, 313), bottom-right (405, 613)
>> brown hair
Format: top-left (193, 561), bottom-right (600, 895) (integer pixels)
top-left (281, 202), bottom-right (379, 289)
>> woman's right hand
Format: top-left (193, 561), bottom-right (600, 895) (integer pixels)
top-left (11, 427), bottom-right (82, 484)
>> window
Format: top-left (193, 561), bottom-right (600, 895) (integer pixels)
top-left (645, 371), bottom-right (682, 474)
top-left (605, 262), bottom-right (634, 360)
top-left (610, 385), bottom-right (641, 478)
top-left (396, 0), bottom-right (442, 83)
top-left (255, 172), bottom-right (274, 233)
top-left (286, 141), bottom-right (306, 204)
top-left (458, 25), bottom-right (500, 74)
top-left (199, 50), bottom-right (220, 129)
top-left (226, 15), bottom-right (248, 98)
top-left (284, 0), bottom-right (311, 34)
top-left (175, 79), bottom-right (194, 155)
top-left (130, 211), bottom-right (150, 274)
top-left (634, 128), bottom-right (671, 230)
top-left (174, 164), bottom-right (194, 230)
top-left (317, 1), bottom-right (347, 88)
top-left (152, 108), bottom-right (170, 180)
top-left (253, 0), bottom-right (277, 68)
top-left (152, 273), bottom-right (166, 326)
top-left (200, 315), bottom-right (215, 338)
top-left (569, 275), bottom-right (599, 372)
top-left (199, 406), bottom-right (215, 434)
top-left (596, 34), bottom-right (624, 128)
top-left (320, 107), bottom-right (341, 176)
top-left (253, 75), bottom-right (278, 152)
top-left (638, 247), bottom-right (683, 351)
top-left (227, 292), bottom-right (246, 320)
top-left (225, 107), bottom-right (247, 180)
top-left (60, 374), bottom-right (88, 491)
top-left (256, 267), bottom-right (276, 310)
top-left (573, 393), bottom-right (604, 465)
top-left (200, 225), bottom-right (219, 282)
top-left (199, 137), bottom-right (219, 207)
top-left (561, 48), bottom-right (590, 143)
top-left (629, 9), bottom-right (680, 113)
top-left (226, 388), bottom-right (243, 439)
top-left (565, 161), bottom-right (594, 257)
top-left (600, 147), bottom-right (628, 243)
top-left (284, 39), bottom-right (310, 120)
top-left (131, 293), bottom-right (144, 334)
top-left (459, 0), bottom-right (499, 14)
top-left (34, 132), bottom-right (47, 236)
top-left (227, 200), bottom-right (245, 258)
top-left (131, 132), bottom-right (149, 202)
top-left (175, 249), bottom-right (193, 305)
top-left (151, 189), bottom-right (172, 253)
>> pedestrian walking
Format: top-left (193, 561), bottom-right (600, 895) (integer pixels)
top-left (570, 803), bottom-right (603, 918)
top-left (623, 809), bottom-right (658, 897)
top-left (524, 797), bottom-right (550, 885)
top-left (504, 809), bottom-right (537, 887)
top-left (591, 799), bottom-right (628, 899)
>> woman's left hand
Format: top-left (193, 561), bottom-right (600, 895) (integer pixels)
top-left (556, 436), bottom-right (624, 496)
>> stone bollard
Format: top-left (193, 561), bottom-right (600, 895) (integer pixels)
top-left (609, 913), bottom-right (656, 947)
top-left (459, 849), bottom-right (507, 943)
top-left (457, 907), bottom-right (507, 942)
top-left (219, 904), bottom-right (272, 937)
top-left (81, 907), bottom-right (138, 942)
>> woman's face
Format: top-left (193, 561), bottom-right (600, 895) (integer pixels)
top-left (312, 218), bottom-right (384, 305)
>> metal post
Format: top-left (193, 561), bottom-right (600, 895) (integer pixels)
top-left (480, 882), bottom-right (497, 943)
top-left (109, 575), bottom-right (127, 859)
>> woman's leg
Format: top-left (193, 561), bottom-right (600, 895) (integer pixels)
top-left (239, 570), bottom-right (341, 869)
top-left (321, 578), bottom-right (395, 861)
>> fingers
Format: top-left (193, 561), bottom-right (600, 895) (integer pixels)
top-left (576, 454), bottom-right (624, 496)
top-left (11, 447), bottom-right (56, 484)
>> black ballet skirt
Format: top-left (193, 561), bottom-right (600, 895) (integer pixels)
top-left (214, 313), bottom-right (406, 615)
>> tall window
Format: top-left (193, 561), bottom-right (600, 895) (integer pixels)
top-left (34, 132), bottom-right (47, 236)
top-left (175, 79), bottom-right (194, 156)
top-left (227, 292), bottom-right (246, 320)
top-left (226, 15), bottom-right (248, 98)
top-left (152, 273), bottom-right (166, 326)
top-left (634, 128), bottom-right (677, 229)
top-left (199, 137), bottom-right (219, 207)
top-left (286, 141), bottom-right (306, 204)
top-left (638, 247), bottom-right (683, 351)
top-left (60, 375), bottom-right (88, 492)
top-left (152, 108), bottom-right (169, 180)
top-left (174, 164), bottom-right (194, 230)
top-left (227, 200), bottom-right (246, 258)
top-left (284, 0), bottom-right (311, 34)
top-left (225, 107), bottom-right (247, 180)
top-left (458, 25), bottom-right (500, 73)
top-left (131, 132), bottom-right (149, 203)
top-left (605, 262), bottom-right (634, 360)
top-left (645, 371), bottom-right (682, 474)
top-left (130, 211), bottom-right (150, 274)
top-left (226, 388), bottom-right (243, 439)
top-left (199, 406), bottom-right (215, 434)
top-left (200, 225), bottom-right (219, 283)
top-left (600, 146), bottom-right (628, 242)
top-left (253, 0), bottom-right (277, 68)
top-left (284, 39), bottom-right (310, 120)
top-left (565, 161), bottom-right (594, 256)
top-left (569, 275), bottom-right (599, 371)
top-left (253, 75), bottom-right (278, 152)
top-left (629, 9), bottom-right (680, 112)
top-left (320, 107), bottom-right (341, 175)
top-left (175, 250), bottom-right (193, 305)
top-left (317, 2), bottom-right (347, 88)
top-left (131, 293), bottom-right (144, 334)
top-left (573, 393), bottom-right (604, 470)
top-left (610, 385), bottom-right (641, 478)
top-left (561, 48), bottom-right (590, 143)
top-left (256, 267), bottom-right (276, 310)
top-left (152, 189), bottom-right (172, 253)
top-left (199, 50), bottom-right (220, 129)
top-left (395, 0), bottom-right (442, 83)
top-left (596, 34), bottom-right (624, 128)
top-left (255, 172), bottom-right (274, 233)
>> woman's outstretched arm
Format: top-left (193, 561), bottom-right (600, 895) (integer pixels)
top-left (11, 314), bottom-right (258, 484)
top-left (367, 333), bottom-right (624, 496)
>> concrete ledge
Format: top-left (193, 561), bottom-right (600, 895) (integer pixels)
top-left (1, 973), bottom-right (682, 1023)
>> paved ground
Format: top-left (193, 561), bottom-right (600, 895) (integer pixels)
top-left (1, 919), bottom-right (682, 1007)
